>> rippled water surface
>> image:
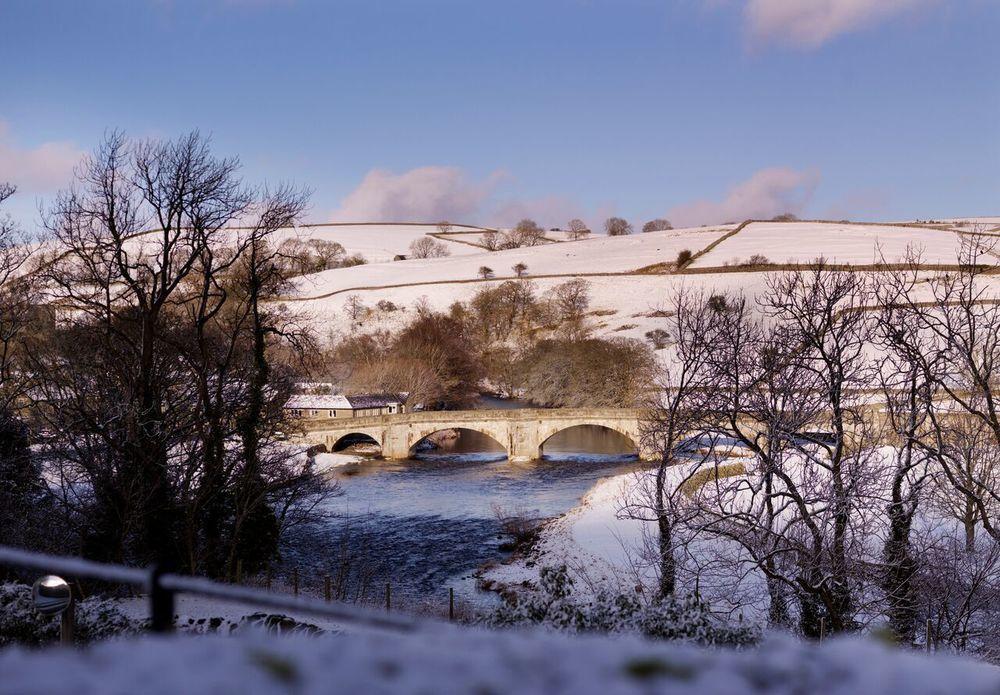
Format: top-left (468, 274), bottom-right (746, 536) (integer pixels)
top-left (291, 426), bottom-right (642, 603)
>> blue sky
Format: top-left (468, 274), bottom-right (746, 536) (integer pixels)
top-left (1, 0), bottom-right (997, 229)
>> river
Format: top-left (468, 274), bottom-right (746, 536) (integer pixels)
top-left (283, 424), bottom-right (642, 609)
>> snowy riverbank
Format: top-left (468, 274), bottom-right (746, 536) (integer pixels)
top-left (481, 470), bottom-right (646, 593)
top-left (479, 463), bottom-right (766, 623)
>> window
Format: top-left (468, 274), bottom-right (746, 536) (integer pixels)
top-left (329, 410), bottom-right (335, 418)
top-left (311, 409), bottom-right (319, 417)
top-left (291, 409), bottom-right (302, 418)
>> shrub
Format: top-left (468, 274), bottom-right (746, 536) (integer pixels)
top-left (707, 294), bottom-right (729, 313)
top-left (493, 505), bottom-right (544, 552)
top-left (675, 249), bottom-right (693, 268)
top-left (0, 583), bottom-right (143, 647)
top-left (486, 566), bottom-right (757, 647)
top-left (645, 329), bottom-right (670, 349)
top-left (341, 254), bottom-right (367, 267)
top-left (376, 299), bottom-right (398, 312)
top-left (642, 219), bottom-right (673, 233)
top-left (0, 583), bottom-right (325, 646)
top-left (743, 254), bottom-right (769, 267)
top-left (604, 217), bottom-right (633, 236)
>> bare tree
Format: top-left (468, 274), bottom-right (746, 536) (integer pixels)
top-left (482, 230), bottom-right (500, 251)
top-left (512, 262), bottom-right (528, 278)
top-left (660, 267), bottom-right (881, 636)
top-left (566, 218), bottom-right (590, 240)
top-left (409, 236), bottom-right (451, 259)
top-left (0, 183), bottom-right (45, 555)
top-left (642, 218), bottom-right (673, 233)
top-left (32, 132), bottom-right (329, 576)
top-left (638, 290), bottom-right (726, 597)
top-left (343, 294), bottom-right (367, 323)
top-left (882, 235), bottom-right (1000, 545)
top-left (437, 220), bottom-right (452, 233)
top-left (605, 217), bottom-right (633, 236)
top-left (478, 266), bottom-right (494, 280)
top-left (550, 278), bottom-right (591, 339)
top-left (509, 218), bottom-right (546, 247)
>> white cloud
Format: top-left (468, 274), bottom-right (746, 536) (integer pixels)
top-left (329, 166), bottom-right (503, 223)
top-left (742, 0), bottom-right (932, 48)
top-left (492, 196), bottom-right (587, 228)
top-left (0, 122), bottom-right (82, 193)
top-left (666, 167), bottom-right (819, 227)
top-left (329, 166), bottom-right (608, 229)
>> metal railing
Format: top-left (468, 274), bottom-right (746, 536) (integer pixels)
top-left (0, 545), bottom-right (422, 635)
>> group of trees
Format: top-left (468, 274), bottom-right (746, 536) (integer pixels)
top-left (641, 238), bottom-right (1000, 658)
top-left (409, 236), bottom-right (450, 259)
top-left (607, 217), bottom-right (673, 236)
top-left (330, 276), bottom-right (654, 409)
top-left (0, 133), bottom-right (329, 581)
top-left (483, 219), bottom-right (547, 251)
top-left (476, 216), bottom-right (671, 249)
top-left (278, 237), bottom-right (365, 277)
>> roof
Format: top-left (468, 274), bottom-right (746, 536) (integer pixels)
top-left (345, 393), bottom-right (407, 409)
top-left (284, 394), bottom-right (352, 410)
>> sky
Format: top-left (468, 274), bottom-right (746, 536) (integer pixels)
top-left (0, 0), bottom-right (998, 230)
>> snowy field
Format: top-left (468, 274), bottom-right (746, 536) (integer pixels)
top-left (290, 225), bottom-right (732, 299)
top-left (286, 271), bottom-right (777, 345)
top-left (1, 625), bottom-right (997, 695)
top-left (273, 223), bottom-right (490, 263)
top-left (689, 222), bottom-right (972, 268)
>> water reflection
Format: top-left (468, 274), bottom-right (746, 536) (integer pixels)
top-left (413, 428), bottom-right (506, 462)
top-left (542, 425), bottom-right (638, 461)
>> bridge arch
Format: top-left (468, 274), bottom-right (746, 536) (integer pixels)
top-left (538, 422), bottom-right (640, 460)
top-left (408, 426), bottom-right (508, 459)
top-left (329, 432), bottom-right (381, 453)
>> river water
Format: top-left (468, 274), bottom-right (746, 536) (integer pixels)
top-left (286, 425), bottom-right (641, 607)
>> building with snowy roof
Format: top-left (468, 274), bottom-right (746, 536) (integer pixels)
top-left (284, 393), bottom-right (407, 420)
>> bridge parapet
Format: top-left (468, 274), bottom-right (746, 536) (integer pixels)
top-left (298, 408), bottom-right (656, 462)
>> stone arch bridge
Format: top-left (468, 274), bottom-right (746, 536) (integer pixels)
top-left (300, 408), bottom-right (656, 462)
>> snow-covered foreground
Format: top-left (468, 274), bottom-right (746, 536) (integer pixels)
top-left (1, 625), bottom-right (996, 694)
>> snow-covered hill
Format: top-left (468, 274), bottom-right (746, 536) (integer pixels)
top-left (274, 223), bottom-right (491, 263)
top-left (277, 219), bottom-right (999, 346)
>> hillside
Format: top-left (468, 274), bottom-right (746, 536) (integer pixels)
top-left (277, 219), bottom-right (1000, 345)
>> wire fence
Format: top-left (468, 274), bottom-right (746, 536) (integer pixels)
top-left (0, 545), bottom-right (424, 636)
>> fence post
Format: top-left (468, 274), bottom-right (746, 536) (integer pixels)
top-left (926, 618), bottom-right (932, 653)
top-left (385, 582), bottom-right (391, 612)
top-left (60, 600), bottom-right (75, 645)
top-left (293, 567), bottom-right (299, 597)
top-left (449, 587), bottom-right (454, 621)
top-left (324, 575), bottom-right (331, 603)
top-left (149, 565), bottom-right (175, 633)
